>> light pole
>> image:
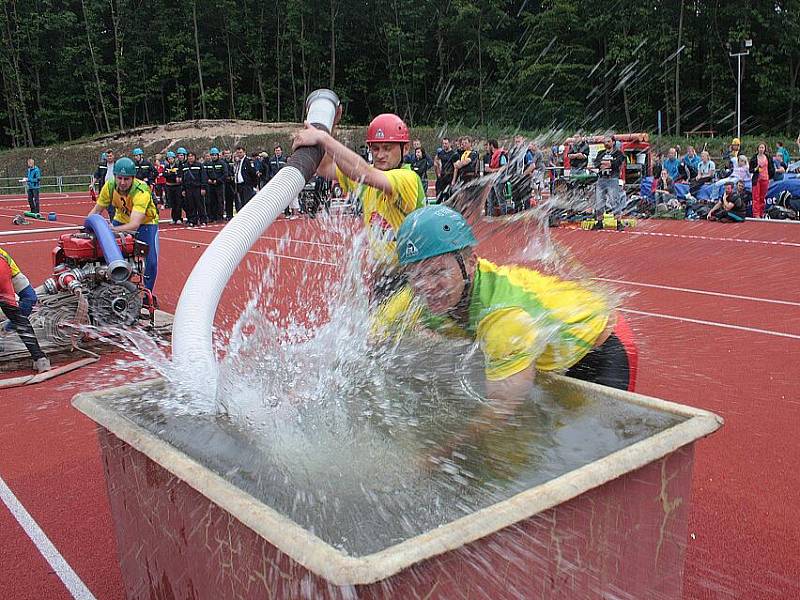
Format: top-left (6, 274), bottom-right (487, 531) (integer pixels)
top-left (728, 39), bottom-right (753, 140)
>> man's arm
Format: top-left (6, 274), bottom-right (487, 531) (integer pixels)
top-left (293, 123), bottom-right (394, 195)
top-left (112, 211), bottom-right (145, 232)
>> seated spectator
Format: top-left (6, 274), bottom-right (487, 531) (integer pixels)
top-left (653, 168), bottom-right (675, 200)
top-left (682, 146), bottom-right (700, 179)
top-left (662, 147), bottom-right (680, 180)
top-left (689, 150), bottom-right (716, 196)
top-left (773, 151), bottom-right (787, 182)
top-left (708, 181), bottom-right (748, 222)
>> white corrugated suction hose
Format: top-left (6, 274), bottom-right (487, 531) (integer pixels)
top-left (172, 89), bottom-right (339, 405)
top-left (171, 166), bottom-right (307, 398)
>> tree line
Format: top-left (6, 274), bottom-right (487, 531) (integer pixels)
top-left (1, 0), bottom-right (798, 149)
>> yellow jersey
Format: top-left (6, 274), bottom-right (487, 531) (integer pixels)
top-left (374, 259), bottom-right (612, 380)
top-left (97, 179), bottom-right (159, 225)
top-left (337, 165), bottom-right (424, 264)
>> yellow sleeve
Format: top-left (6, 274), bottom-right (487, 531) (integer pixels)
top-left (384, 169), bottom-right (422, 214)
top-left (130, 187), bottom-right (151, 214)
top-left (476, 308), bottom-right (542, 381)
top-left (97, 180), bottom-right (112, 208)
top-left (0, 248), bottom-right (20, 277)
top-left (370, 286), bottom-right (422, 341)
top-left (336, 166), bottom-right (357, 195)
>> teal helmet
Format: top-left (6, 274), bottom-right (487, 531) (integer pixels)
top-left (397, 206), bottom-right (477, 266)
top-left (166, 150), bottom-right (176, 159)
top-left (113, 157), bottom-right (137, 177)
top-left (176, 147), bottom-right (188, 155)
top-left (100, 152), bottom-right (107, 161)
top-left (209, 147), bottom-right (220, 155)
top-left (132, 147), bottom-right (144, 156)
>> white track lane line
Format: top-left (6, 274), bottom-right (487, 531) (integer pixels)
top-left (0, 475), bottom-right (97, 600)
top-left (159, 235), bottom-right (338, 266)
top-left (619, 308), bottom-right (800, 340)
top-left (592, 228), bottom-right (800, 248)
top-left (595, 278), bottom-right (800, 308)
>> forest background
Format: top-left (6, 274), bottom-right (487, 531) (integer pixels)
top-left (1, 0), bottom-right (798, 150)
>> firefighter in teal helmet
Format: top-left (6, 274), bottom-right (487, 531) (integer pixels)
top-left (86, 157), bottom-right (161, 294)
top-left (375, 205), bottom-right (638, 467)
top-left (204, 147), bottom-right (228, 221)
top-left (131, 147), bottom-right (155, 186)
top-left (164, 150), bottom-right (184, 224)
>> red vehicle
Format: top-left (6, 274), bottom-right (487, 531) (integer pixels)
top-left (563, 133), bottom-right (653, 190)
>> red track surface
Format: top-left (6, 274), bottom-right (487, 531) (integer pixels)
top-left (1, 192), bottom-right (799, 599)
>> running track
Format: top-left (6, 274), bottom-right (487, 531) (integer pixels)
top-left (0, 192), bottom-right (798, 599)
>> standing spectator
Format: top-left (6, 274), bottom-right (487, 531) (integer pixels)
top-left (268, 145), bottom-right (289, 180)
top-left (452, 136), bottom-right (478, 185)
top-left (433, 137), bottom-right (459, 203)
top-left (485, 139), bottom-right (509, 215)
top-left (233, 145), bottom-right (259, 208)
top-left (662, 148), bottom-right (680, 180)
top-left (509, 135), bottom-right (534, 212)
top-left (222, 148), bottom-right (237, 219)
top-left (591, 136), bottom-right (625, 230)
top-left (91, 150), bottom-right (115, 193)
top-left (721, 138), bottom-right (741, 175)
top-left (251, 152), bottom-right (264, 187)
top-left (204, 147), bottom-right (228, 222)
top-left (181, 152), bottom-right (207, 227)
top-left (23, 158), bottom-right (41, 214)
top-left (154, 153), bottom-right (166, 206)
top-left (776, 141), bottom-right (791, 167)
top-left (772, 151), bottom-right (787, 182)
top-left (568, 135), bottom-right (590, 174)
top-left (162, 151), bottom-right (183, 224)
top-left (404, 139), bottom-right (422, 164)
top-left (132, 148), bottom-right (155, 187)
top-left (749, 142), bottom-right (774, 218)
top-left (528, 141), bottom-right (545, 204)
top-left (410, 147), bottom-right (433, 199)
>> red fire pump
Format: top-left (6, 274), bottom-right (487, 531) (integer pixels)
top-left (44, 231), bottom-right (155, 327)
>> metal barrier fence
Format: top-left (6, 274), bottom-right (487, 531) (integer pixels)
top-left (0, 175), bottom-right (91, 195)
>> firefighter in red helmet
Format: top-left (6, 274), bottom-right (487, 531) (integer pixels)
top-left (293, 112), bottom-right (425, 302)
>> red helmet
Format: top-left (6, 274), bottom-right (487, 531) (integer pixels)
top-left (366, 113), bottom-right (409, 144)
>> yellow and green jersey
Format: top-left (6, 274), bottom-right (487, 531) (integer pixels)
top-left (0, 247), bottom-right (21, 278)
top-left (374, 258), bottom-right (611, 380)
top-left (97, 179), bottom-right (159, 225)
top-left (337, 164), bottom-right (424, 264)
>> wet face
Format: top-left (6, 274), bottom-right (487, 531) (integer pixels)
top-left (406, 253), bottom-right (466, 314)
top-left (369, 142), bottom-right (403, 171)
top-left (115, 175), bottom-right (133, 193)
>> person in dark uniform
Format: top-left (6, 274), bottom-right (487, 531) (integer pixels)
top-left (434, 138), bottom-right (459, 204)
top-left (163, 151), bottom-right (183, 224)
top-left (268, 145), bottom-right (291, 217)
top-left (233, 145), bottom-right (259, 209)
top-left (132, 148), bottom-right (155, 187)
top-left (221, 148), bottom-right (237, 220)
top-left (181, 152), bottom-right (207, 227)
top-left (204, 147), bottom-right (228, 222)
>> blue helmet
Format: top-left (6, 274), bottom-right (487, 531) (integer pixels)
top-left (132, 148), bottom-right (144, 156)
top-left (176, 147), bottom-right (188, 155)
top-left (396, 206), bottom-right (477, 266)
top-left (166, 151), bottom-right (176, 159)
top-left (113, 157), bottom-right (137, 177)
top-left (209, 147), bottom-right (220, 155)
top-left (100, 152), bottom-right (107, 161)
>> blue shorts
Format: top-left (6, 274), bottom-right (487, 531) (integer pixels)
top-left (113, 221), bottom-right (160, 292)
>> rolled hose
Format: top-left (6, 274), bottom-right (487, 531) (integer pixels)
top-left (171, 144), bottom-right (326, 403)
top-left (84, 214), bottom-right (131, 283)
